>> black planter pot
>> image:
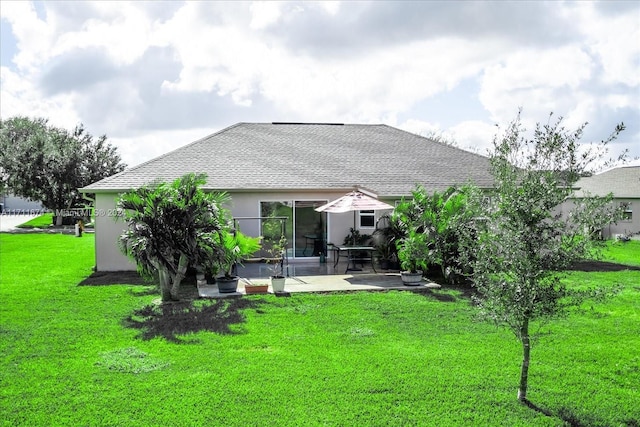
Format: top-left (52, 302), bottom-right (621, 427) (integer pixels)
top-left (217, 276), bottom-right (239, 293)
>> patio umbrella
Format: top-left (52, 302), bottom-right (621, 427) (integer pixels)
top-left (315, 190), bottom-right (394, 214)
top-left (315, 190), bottom-right (394, 245)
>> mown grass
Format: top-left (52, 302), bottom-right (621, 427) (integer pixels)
top-left (0, 233), bottom-right (638, 426)
top-left (16, 213), bottom-right (94, 229)
top-left (15, 213), bottom-right (54, 228)
top-left (602, 239), bottom-right (640, 266)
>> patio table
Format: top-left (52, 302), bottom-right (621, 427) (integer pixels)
top-left (332, 245), bottom-right (377, 274)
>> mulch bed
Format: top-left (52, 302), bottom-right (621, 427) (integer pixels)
top-left (569, 261), bottom-right (640, 272)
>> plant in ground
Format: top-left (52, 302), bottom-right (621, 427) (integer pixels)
top-left (461, 111), bottom-right (627, 402)
top-left (393, 184), bottom-right (479, 283)
top-left (117, 173), bottom-right (230, 301)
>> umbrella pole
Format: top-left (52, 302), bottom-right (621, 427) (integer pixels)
top-left (353, 211), bottom-right (356, 245)
top-left (350, 210), bottom-right (361, 271)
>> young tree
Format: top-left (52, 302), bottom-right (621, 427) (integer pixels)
top-left (0, 117), bottom-right (126, 224)
top-left (117, 173), bottom-right (230, 302)
top-left (462, 112), bottom-right (625, 402)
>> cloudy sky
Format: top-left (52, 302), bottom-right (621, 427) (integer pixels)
top-left (1, 1), bottom-right (639, 168)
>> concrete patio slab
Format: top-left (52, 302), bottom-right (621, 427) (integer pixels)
top-left (197, 273), bottom-right (441, 298)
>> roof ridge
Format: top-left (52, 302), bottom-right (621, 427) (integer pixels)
top-left (244, 122), bottom-right (385, 126)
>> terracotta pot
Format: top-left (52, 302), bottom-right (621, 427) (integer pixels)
top-left (244, 284), bottom-right (269, 294)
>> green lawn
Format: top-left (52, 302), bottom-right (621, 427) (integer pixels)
top-left (15, 213), bottom-right (54, 228)
top-left (16, 213), bottom-right (94, 229)
top-left (1, 234), bottom-right (638, 426)
top-left (602, 239), bottom-right (640, 267)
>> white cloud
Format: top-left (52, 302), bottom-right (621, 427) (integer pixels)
top-left (1, 1), bottom-right (53, 72)
top-left (52, 2), bottom-right (156, 66)
top-left (577, 3), bottom-right (640, 87)
top-left (479, 45), bottom-right (595, 126)
top-left (249, 1), bottom-right (285, 30)
top-left (0, 0), bottom-right (638, 168)
top-left (317, 1), bottom-right (341, 16)
top-left (397, 119), bottom-right (443, 137)
top-left (0, 66), bottom-right (80, 128)
top-left (448, 120), bottom-right (497, 155)
top-left (109, 127), bottom-right (220, 168)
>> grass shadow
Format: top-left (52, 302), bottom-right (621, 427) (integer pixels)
top-left (79, 272), bottom-right (203, 300)
top-left (123, 298), bottom-right (263, 343)
top-left (570, 260), bottom-right (640, 272)
top-left (523, 399), bottom-right (637, 427)
top-left (78, 270), bottom-right (148, 286)
top-left (411, 286), bottom-right (476, 303)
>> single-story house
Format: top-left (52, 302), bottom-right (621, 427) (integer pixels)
top-left (571, 165), bottom-right (640, 239)
top-left (81, 122), bottom-right (495, 271)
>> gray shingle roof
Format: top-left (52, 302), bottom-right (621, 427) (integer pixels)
top-left (81, 122), bottom-right (495, 197)
top-left (574, 166), bottom-right (640, 198)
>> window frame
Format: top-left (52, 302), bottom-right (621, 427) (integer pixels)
top-left (359, 209), bottom-right (375, 229)
top-left (620, 202), bottom-right (633, 221)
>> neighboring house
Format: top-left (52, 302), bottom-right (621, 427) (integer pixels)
top-left (81, 122), bottom-right (495, 271)
top-left (572, 165), bottom-right (640, 239)
top-left (0, 193), bottom-right (43, 213)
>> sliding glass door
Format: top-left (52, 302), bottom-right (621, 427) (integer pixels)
top-left (260, 200), bottom-right (327, 258)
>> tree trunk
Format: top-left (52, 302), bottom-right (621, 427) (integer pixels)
top-left (157, 267), bottom-right (173, 302)
top-left (518, 318), bottom-right (531, 402)
top-left (170, 253), bottom-right (189, 300)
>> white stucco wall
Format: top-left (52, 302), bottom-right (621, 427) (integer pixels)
top-left (92, 190), bottom-right (394, 271)
top-left (94, 193), bottom-right (135, 271)
top-left (561, 197), bottom-right (640, 240)
top-left (601, 198), bottom-right (639, 239)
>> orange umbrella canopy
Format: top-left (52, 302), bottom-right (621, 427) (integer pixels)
top-left (315, 191), bottom-right (393, 213)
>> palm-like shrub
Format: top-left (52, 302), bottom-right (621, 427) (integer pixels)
top-left (216, 230), bottom-right (262, 279)
top-left (117, 173), bottom-right (230, 301)
top-left (393, 184), bottom-right (478, 283)
top-left (396, 229), bottom-right (430, 273)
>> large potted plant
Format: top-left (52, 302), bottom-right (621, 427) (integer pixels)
top-left (396, 230), bottom-right (429, 285)
top-left (267, 234), bottom-right (288, 293)
top-left (215, 230), bottom-right (261, 293)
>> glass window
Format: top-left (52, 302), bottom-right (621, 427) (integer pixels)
top-left (260, 200), bottom-right (327, 258)
top-left (621, 202), bottom-right (632, 221)
top-left (359, 210), bottom-right (375, 228)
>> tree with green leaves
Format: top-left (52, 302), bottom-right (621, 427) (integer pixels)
top-left (117, 173), bottom-right (230, 302)
top-left (461, 112), bottom-right (625, 402)
top-left (0, 116), bottom-right (125, 224)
